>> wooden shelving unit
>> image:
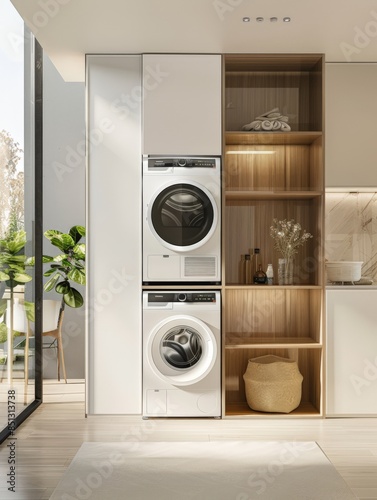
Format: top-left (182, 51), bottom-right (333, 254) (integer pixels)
top-left (222, 54), bottom-right (325, 418)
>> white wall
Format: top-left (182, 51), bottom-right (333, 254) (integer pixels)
top-left (43, 54), bottom-right (85, 379)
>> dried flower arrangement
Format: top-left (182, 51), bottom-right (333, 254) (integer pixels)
top-left (270, 218), bottom-right (313, 259)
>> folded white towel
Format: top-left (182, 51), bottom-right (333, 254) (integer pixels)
top-left (241, 107), bottom-right (291, 132)
top-left (242, 120), bottom-right (261, 131)
top-left (261, 120), bottom-right (273, 130)
top-left (280, 122), bottom-right (291, 131)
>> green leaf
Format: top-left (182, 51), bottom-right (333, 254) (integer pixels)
top-left (44, 229), bottom-right (62, 241)
top-left (67, 267), bottom-right (86, 285)
top-left (55, 281), bottom-right (71, 294)
top-left (43, 268), bottom-right (56, 277)
top-left (7, 255), bottom-right (26, 263)
top-left (8, 264), bottom-right (26, 273)
top-left (6, 230), bottom-right (27, 254)
top-left (0, 322), bottom-right (7, 344)
top-left (13, 272), bottom-right (33, 283)
top-left (0, 271), bottom-right (10, 281)
top-left (63, 288), bottom-right (84, 308)
top-left (53, 254), bottom-right (68, 262)
top-left (44, 273), bottom-right (61, 292)
top-left (72, 243), bottom-right (86, 260)
top-left (0, 252), bottom-right (13, 262)
top-left (49, 234), bottom-right (75, 252)
top-left (25, 256), bottom-right (35, 266)
top-left (69, 225), bottom-right (86, 243)
top-left (42, 255), bottom-right (54, 263)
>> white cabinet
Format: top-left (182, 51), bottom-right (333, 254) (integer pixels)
top-left (326, 64), bottom-right (377, 188)
top-left (143, 54), bottom-right (222, 155)
top-left (326, 289), bottom-right (377, 416)
top-left (86, 55), bottom-right (142, 414)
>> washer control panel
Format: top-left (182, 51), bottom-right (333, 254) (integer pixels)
top-left (148, 292), bottom-right (216, 303)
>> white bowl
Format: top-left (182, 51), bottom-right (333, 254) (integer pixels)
top-left (326, 261), bottom-right (363, 282)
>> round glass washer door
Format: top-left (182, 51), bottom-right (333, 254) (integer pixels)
top-left (148, 181), bottom-right (218, 252)
top-left (147, 315), bottom-right (217, 387)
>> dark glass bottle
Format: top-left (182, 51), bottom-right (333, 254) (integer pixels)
top-left (254, 264), bottom-right (267, 284)
top-left (254, 248), bottom-right (260, 274)
top-left (253, 248), bottom-right (267, 284)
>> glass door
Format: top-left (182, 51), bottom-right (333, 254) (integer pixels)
top-left (150, 183), bottom-right (216, 250)
top-left (0, 2), bottom-right (42, 442)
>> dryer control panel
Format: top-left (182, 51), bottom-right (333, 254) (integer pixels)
top-left (147, 157), bottom-right (217, 169)
top-left (148, 292), bottom-right (216, 303)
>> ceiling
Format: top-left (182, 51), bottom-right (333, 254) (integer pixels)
top-left (11, 0), bottom-right (377, 81)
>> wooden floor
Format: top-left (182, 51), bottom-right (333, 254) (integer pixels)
top-left (1, 397), bottom-right (377, 499)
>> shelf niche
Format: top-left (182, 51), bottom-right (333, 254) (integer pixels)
top-left (225, 347), bottom-right (322, 417)
top-left (224, 137), bottom-right (323, 193)
top-left (225, 197), bottom-right (323, 286)
top-left (225, 288), bottom-right (322, 346)
top-left (224, 54), bottom-right (323, 133)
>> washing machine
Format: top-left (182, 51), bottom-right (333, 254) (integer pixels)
top-left (142, 155), bottom-right (221, 284)
top-left (142, 290), bottom-right (221, 417)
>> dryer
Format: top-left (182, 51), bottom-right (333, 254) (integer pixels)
top-left (142, 291), bottom-right (221, 417)
top-left (142, 155), bottom-right (221, 284)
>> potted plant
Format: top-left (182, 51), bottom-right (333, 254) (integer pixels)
top-left (42, 225), bottom-right (86, 310)
top-left (0, 230), bottom-right (33, 371)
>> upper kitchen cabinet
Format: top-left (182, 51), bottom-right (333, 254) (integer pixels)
top-left (326, 64), bottom-right (377, 188)
top-left (142, 54), bottom-right (222, 155)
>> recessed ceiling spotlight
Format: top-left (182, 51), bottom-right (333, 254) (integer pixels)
top-left (242, 17), bottom-right (251, 22)
top-left (256, 17), bottom-right (264, 22)
top-left (283, 17), bottom-right (291, 22)
top-left (270, 17), bottom-right (278, 23)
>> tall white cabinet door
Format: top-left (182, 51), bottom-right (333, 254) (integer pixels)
top-left (143, 54), bottom-right (222, 155)
top-left (326, 289), bottom-right (377, 416)
top-left (86, 55), bottom-right (142, 414)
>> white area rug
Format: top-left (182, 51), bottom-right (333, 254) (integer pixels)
top-left (50, 441), bottom-right (356, 500)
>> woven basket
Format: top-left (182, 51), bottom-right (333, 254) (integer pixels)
top-left (243, 355), bottom-right (303, 413)
top-left (326, 261), bottom-right (363, 282)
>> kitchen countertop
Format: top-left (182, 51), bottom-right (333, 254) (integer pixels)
top-left (326, 284), bottom-right (377, 290)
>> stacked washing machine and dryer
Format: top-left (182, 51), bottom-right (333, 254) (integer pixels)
top-left (142, 156), bottom-right (222, 417)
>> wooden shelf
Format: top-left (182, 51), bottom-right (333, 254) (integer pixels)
top-left (225, 190), bottom-right (322, 200)
top-left (225, 131), bottom-right (322, 146)
top-left (225, 336), bottom-right (320, 349)
top-left (225, 401), bottom-right (321, 418)
top-left (142, 284), bottom-right (222, 290)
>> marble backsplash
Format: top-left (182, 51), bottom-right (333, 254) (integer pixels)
top-left (325, 192), bottom-right (377, 282)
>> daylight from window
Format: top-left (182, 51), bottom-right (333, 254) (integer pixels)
top-left (0, 1), bottom-right (24, 239)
